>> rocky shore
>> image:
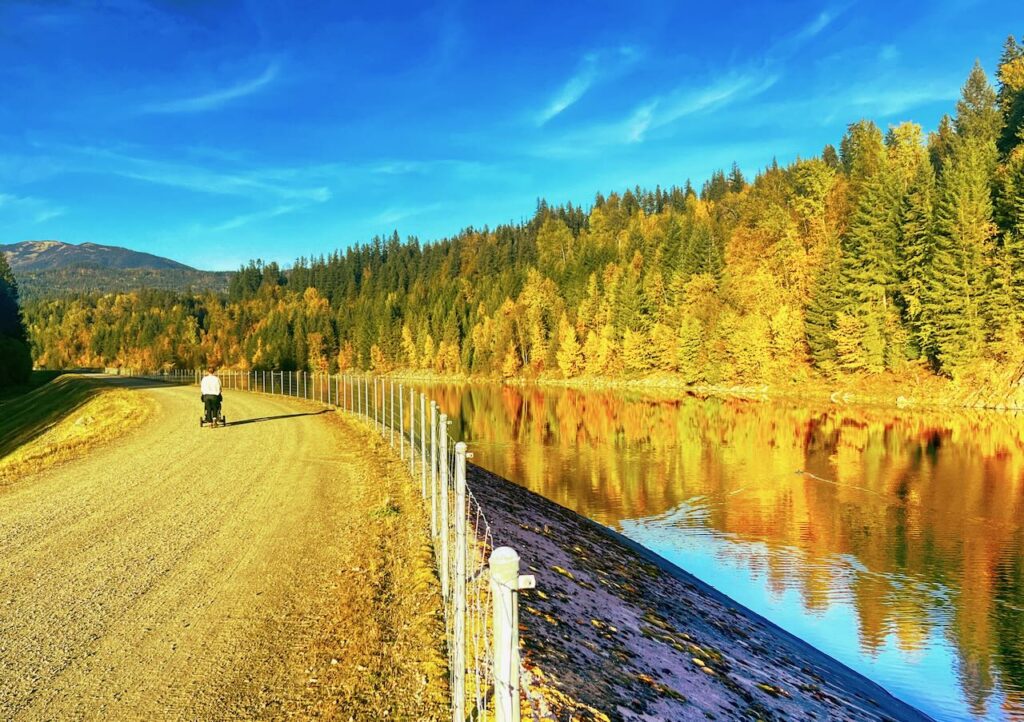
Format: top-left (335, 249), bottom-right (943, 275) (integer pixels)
top-left (468, 464), bottom-right (932, 722)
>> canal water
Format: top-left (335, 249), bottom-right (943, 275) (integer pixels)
top-left (418, 381), bottom-right (1024, 722)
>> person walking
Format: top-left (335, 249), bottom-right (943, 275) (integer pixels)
top-left (200, 367), bottom-right (223, 427)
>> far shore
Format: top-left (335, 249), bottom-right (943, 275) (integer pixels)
top-left (371, 367), bottom-right (1024, 412)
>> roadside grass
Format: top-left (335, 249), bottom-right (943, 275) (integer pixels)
top-left (0, 374), bottom-right (152, 485)
top-left (303, 417), bottom-right (449, 720)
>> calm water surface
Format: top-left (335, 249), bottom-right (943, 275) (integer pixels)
top-left (418, 382), bottom-right (1024, 722)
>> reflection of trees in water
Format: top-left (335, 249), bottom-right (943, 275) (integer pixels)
top-left (422, 381), bottom-right (1024, 717)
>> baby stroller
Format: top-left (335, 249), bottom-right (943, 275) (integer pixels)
top-left (200, 393), bottom-right (226, 428)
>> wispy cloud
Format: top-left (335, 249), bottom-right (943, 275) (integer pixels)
top-left (536, 46), bottom-right (641, 126)
top-left (628, 71), bottom-right (780, 142)
top-left (59, 145), bottom-right (331, 202)
top-left (0, 192), bottom-right (65, 224)
top-left (791, 9), bottom-right (838, 45)
top-left (371, 202), bottom-right (444, 226)
top-left (537, 54), bottom-right (600, 125)
top-left (209, 203), bottom-right (302, 233)
top-left (616, 7), bottom-right (843, 143)
top-left (142, 62), bottom-right (281, 114)
top-left (842, 82), bottom-right (959, 117)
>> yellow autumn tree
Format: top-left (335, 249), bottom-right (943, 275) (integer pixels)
top-left (555, 313), bottom-right (583, 377)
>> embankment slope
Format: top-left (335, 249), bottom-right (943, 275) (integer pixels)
top-left (470, 465), bottom-right (931, 722)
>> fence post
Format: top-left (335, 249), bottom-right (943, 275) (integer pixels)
top-left (399, 383), bottom-right (405, 459)
top-left (430, 401), bottom-right (438, 539)
top-left (409, 386), bottom-right (415, 478)
top-left (439, 413), bottom-right (450, 603)
top-left (390, 380), bottom-right (395, 447)
top-left (491, 547), bottom-right (526, 722)
top-left (420, 394), bottom-right (427, 498)
top-left (453, 441), bottom-right (468, 722)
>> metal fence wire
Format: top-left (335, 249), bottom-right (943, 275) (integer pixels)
top-left (112, 368), bottom-right (532, 722)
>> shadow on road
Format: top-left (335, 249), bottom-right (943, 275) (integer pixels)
top-left (225, 410), bottom-right (330, 428)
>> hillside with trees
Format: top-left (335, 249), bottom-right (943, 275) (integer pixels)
top-left (1, 241), bottom-right (230, 300)
top-left (22, 38), bottom-right (1024, 396)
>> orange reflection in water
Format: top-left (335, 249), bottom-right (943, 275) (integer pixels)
top-left (423, 382), bottom-right (1024, 720)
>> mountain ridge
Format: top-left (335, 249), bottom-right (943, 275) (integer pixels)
top-left (1, 240), bottom-right (195, 272)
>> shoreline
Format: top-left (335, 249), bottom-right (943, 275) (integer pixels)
top-left (377, 369), bottom-right (1024, 413)
top-left (468, 462), bottom-right (932, 721)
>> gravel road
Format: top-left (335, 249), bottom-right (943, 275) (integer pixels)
top-left (0, 380), bottom-right (444, 720)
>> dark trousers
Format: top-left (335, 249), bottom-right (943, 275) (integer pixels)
top-left (202, 394), bottom-right (221, 420)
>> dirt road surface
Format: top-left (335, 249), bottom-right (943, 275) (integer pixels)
top-left (0, 379), bottom-right (446, 721)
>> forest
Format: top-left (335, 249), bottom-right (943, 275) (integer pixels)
top-left (21, 38), bottom-right (1024, 391)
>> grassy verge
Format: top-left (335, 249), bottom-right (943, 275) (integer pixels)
top-left (0, 375), bottom-right (152, 485)
top-left (305, 414), bottom-right (449, 719)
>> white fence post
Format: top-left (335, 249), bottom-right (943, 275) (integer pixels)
top-left (439, 412), bottom-right (449, 602)
top-left (430, 401), bottom-right (438, 540)
top-left (491, 547), bottom-right (531, 722)
top-left (399, 383), bottom-right (405, 459)
top-left (409, 387), bottom-right (415, 478)
top-left (420, 394), bottom-right (427, 498)
top-left (390, 379), bottom-right (395, 447)
top-left (453, 441), bottom-right (468, 722)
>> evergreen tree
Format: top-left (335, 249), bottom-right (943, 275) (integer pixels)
top-left (955, 61), bottom-right (1003, 147)
top-left (899, 159), bottom-right (938, 357)
top-left (840, 120), bottom-right (886, 186)
top-left (727, 162), bottom-right (747, 193)
top-left (929, 115), bottom-right (957, 174)
top-left (929, 136), bottom-right (997, 372)
top-left (805, 238), bottom-right (843, 370)
top-left (701, 170), bottom-right (729, 202)
top-left (998, 151), bottom-right (1024, 318)
top-left (0, 254), bottom-right (32, 386)
top-left (996, 36), bottom-right (1024, 156)
top-left (822, 144), bottom-right (840, 169)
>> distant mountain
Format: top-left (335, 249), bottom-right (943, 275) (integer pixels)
top-left (1, 240), bottom-right (194, 272)
top-left (1, 241), bottom-right (231, 300)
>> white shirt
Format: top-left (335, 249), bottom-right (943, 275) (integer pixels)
top-left (200, 374), bottom-right (222, 395)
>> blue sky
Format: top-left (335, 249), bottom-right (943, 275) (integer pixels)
top-left (0, 0), bottom-right (1020, 270)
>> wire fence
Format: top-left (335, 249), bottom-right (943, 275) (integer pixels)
top-left (107, 367), bottom-right (533, 722)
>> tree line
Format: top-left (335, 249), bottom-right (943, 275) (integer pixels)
top-left (22, 37), bottom-right (1024, 390)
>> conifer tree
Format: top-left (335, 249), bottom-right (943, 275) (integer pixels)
top-left (929, 136), bottom-right (996, 372)
top-left (0, 253), bottom-right (32, 386)
top-left (929, 115), bottom-right (957, 174)
top-left (996, 36), bottom-right (1024, 156)
top-left (899, 158), bottom-right (938, 357)
top-left (805, 238), bottom-right (843, 370)
top-left (727, 162), bottom-right (747, 193)
top-left (956, 61), bottom-right (1003, 147)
